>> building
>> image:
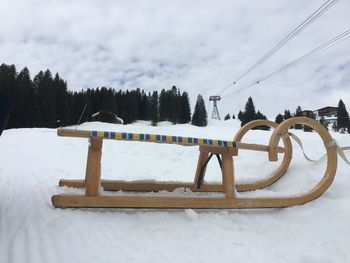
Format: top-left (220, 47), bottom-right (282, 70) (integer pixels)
top-left (300, 110), bottom-right (315, 118)
top-left (313, 106), bottom-right (338, 127)
top-left (91, 111), bottom-right (124, 124)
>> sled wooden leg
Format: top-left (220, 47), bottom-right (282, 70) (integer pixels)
top-left (194, 150), bottom-right (209, 186)
top-left (85, 137), bottom-right (103, 196)
top-left (221, 153), bottom-right (235, 198)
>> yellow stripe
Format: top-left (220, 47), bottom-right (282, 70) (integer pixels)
top-left (182, 137), bottom-right (189, 145)
top-left (212, 140), bottom-right (219, 147)
top-left (166, 136), bottom-right (172, 143)
top-left (133, 134), bottom-right (140, 140)
top-left (97, 131), bottom-right (104, 138)
top-left (149, 134), bottom-right (157, 142)
top-left (116, 133), bottom-right (122, 140)
top-left (198, 138), bottom-right (203, 145)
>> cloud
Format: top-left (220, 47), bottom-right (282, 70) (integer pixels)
top-left (0, 0), bottom-right (349, 117)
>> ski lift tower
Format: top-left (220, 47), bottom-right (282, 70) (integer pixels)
top-left (209, 95), bottom-right (221, 120)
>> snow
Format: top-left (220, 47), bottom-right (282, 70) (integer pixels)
top-left (0, 119), bottom-right (349, 263)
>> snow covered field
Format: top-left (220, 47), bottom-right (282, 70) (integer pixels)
top-left (0, 119), bottom-right (349, 263)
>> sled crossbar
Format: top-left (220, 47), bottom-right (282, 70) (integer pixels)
top-left (52, 117), bottom-right (338, 209)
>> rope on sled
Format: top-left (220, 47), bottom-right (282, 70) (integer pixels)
top-left (283, 132), bottom-right (350, 165)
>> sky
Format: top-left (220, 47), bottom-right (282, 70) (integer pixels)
top-left (0, 0), bottom-right (349, 118)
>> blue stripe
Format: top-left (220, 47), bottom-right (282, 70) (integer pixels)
top-left (203, 139), bottom-right (208, 144)
top-left (218, 140), bottom-right (223, 146)
top-left (156, 135), bottom-right (161, 141)
top-left (172, 136), bottom-right (177, 142)
top-left (104, 132), bottom-right (109, 138)
top-left (162, 135), bottom-right (166, 141)
top-left (111, 132), bottom-right (115, 139)
top-left (232, 141), bottom-right (237, 148)
top-left (140, 134), bottom-right (145, 140)
top-left (178, 137), bottom-right (182, 143)
top-left (208, 139), bottom-right (213, 145)
top-left (146, 134), bottom-right (150, 140)
top-left (92, 131), bottom-right (97, 137)
top-left (194, 138), bottom-right (198, 144)
top-left (127, 133), bottom-right (133, 140)
top-left (122, 133), bottom-right (127, 139)
top-left (223, 141), bottom-right (227, 147)
top-left (188, 137), bottom-right (193, 143)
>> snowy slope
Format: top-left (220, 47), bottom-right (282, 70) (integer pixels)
top-left (0, 120), bottom-right (349, 263)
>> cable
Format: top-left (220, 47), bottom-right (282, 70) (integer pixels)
top-left (234, 0), bottom-right (338, 83)
top-left (222, 29), bottom-right (350, 98)
top-left (256, 30), bottom-right (350, 83)
top-left (217, 0), bottom-right (339, 95)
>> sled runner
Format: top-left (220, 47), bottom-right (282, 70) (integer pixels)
top-left (52, 117), bottom-right (338, 209)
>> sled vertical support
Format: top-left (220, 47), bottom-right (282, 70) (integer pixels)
top-left (194, 150), bottom-right (209, 185)
top-left (85, 137), bottom-right (103, 196)
top-left (221, 153), bottom-right (235, 198)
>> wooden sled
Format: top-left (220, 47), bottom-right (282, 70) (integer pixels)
top-left (52, 117), bottom-right (338, 209)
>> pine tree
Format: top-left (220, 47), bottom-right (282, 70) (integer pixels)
top-left (241, 97), bottom-right (256, 126)
top-left (284, 109), bottom-right (292, 120)
top-left (179, 92), bottom-right (191, 123)
top-left (238, 110), bottom-right (243, 121)
top-left (99, 87), bottom-right (116, 113)
top-left (53, 73), bottom-right (70, 126)
top-left (275, 114), bottom-right (284, 124)
top-left (170, 86), bottom-right (179, 124)
top-left (139, 90), bottom-right (148, 120)
top-left (159, 89), bottom-right (167, 121)
top-left (0, 64), bottom-right (17, 128)
top-left (16, 67), bottom-right (37, 127)
top-left (239, 97), bottom-right (269, 130)
top-left (148, 91), bottom-right (159, 126)
top-left (337, 99), bottom-right (350, 132)
top-left (294, 106), bottom-right (303, 129)
top-left (0, 64), bottom-right (17, 97)
top-left (10, 67), bottom-right (26, 128)
top-left (191, 94), bottom-right (207, 127)
top-left (224, 113), bottom-right (231, 120)
top-left (35, 70), bottom-right (57, 127)
top-left (232, 114), bottom-right (235, 119)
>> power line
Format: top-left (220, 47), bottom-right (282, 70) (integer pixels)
top-left (217, 0), bottom-right (339, 95)
top-left (234, 0), bottom-right (338, 83)
top-left (222, 29), bottom-right (350, 98)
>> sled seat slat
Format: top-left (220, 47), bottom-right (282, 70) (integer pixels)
top-left (58, 128), bottom-right (237, 148)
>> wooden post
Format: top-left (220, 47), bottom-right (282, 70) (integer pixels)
top-left (194, 149), bottom-right (209, 186)
top-left (85, 137), bottom-right (103, 196)
top-left (221, 153), bottom-right (235, 198)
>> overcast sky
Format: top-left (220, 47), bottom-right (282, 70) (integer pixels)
top-left (0, 0), bottom-right (349, 117)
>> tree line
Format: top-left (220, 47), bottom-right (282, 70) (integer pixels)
top-left (0, 63), bottom-right (209, 128)
top-left (2, 63), bottom-right (347, 132)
